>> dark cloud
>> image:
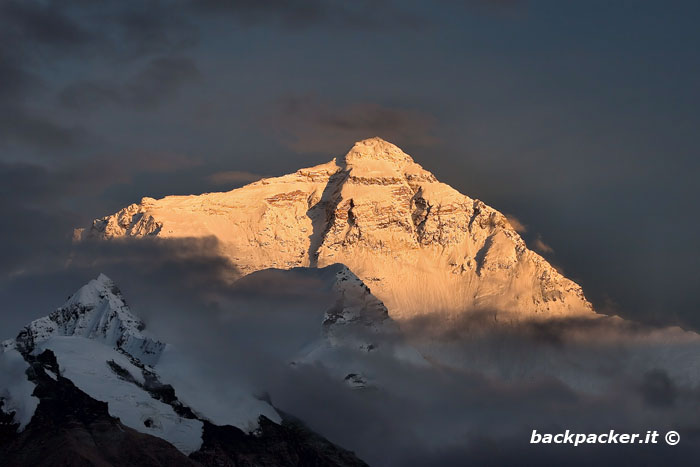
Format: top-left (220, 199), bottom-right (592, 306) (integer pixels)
top-left (0, 111), bottom-right (84, 150)
top-left (0, 0), bottom-right (94, 47)
top-left (0, 161), bottom-right (67, 206)
top-left (58, 81), bottom-right (123, 112)
top-left (0, 203), bottom-right (77, 283)
top-left (115, 4), bottom-right (199, 58)
top-left (0, 155), bottom-right (199, 208)
top-left (273, 95), bottom-right (438, 154)
top-left (125, 57), bottom-right (201, 108)
top-left (60, 57), bottom-right (201, 111)
top-left (0, 1), bottom-right (200, 151)
top-left (193, 0), bottom-right (328, 27)
top-left (191, 0), bottom-right (423, 30)
top-left (0, 53), bottom-right (38, 104)
top-left (640, 369), bottom-right (677, 408)
top-left (0, 1), bottom-right (197, 60)
top-left (0, 49), bottom-right (82, 150)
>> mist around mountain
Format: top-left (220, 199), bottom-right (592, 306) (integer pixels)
top-left (3, 139), bottom-right (700, 466)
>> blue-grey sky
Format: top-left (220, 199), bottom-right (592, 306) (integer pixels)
top-left (1, 0), bottom-right (699, 330)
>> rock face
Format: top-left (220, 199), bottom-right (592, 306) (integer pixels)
top-left (1, 349), bottom-right (197, 467)
top-left (190, 416), bottom-right (368, 467)
top-left (79, 137), bottom-right (593, 322)
top-left (322, 266), bottom-right (397, 346)
top-left (0, 349), bottom-right (368, 467)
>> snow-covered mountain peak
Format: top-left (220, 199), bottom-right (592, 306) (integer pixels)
top-left (64, 273), bottom-right (123, 308)
top-left (325, 266), bottom-right (394, 334)
top-left (10, 274), bottom-right (164, 366)
top-left (78, 138), bottom-right (594, 322)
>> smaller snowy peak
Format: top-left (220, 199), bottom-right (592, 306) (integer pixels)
top-left (324, 266), bottom-right (395, 337)
top-left (296, 264), bottom-right (428, 388)
top-left (64, 273), bottom-right (123, 308)
top-left (12, 274), bottom-right (164, 366)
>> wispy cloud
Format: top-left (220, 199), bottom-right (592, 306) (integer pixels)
top-left (505, 214), bottom-right (527, 233)
top-left (532, 234), bottom-right (554, 254)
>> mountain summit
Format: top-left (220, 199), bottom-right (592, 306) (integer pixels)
top-left (77, 138), bottom-right (593, 321)
top-left (343, 137), bottom-right (419, 166)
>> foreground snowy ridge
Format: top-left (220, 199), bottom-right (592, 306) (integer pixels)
top-left (0, 274), bottom-right (282, 454)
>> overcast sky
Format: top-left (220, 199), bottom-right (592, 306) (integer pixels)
top-left (1, 0), bottom-right (699, 331)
